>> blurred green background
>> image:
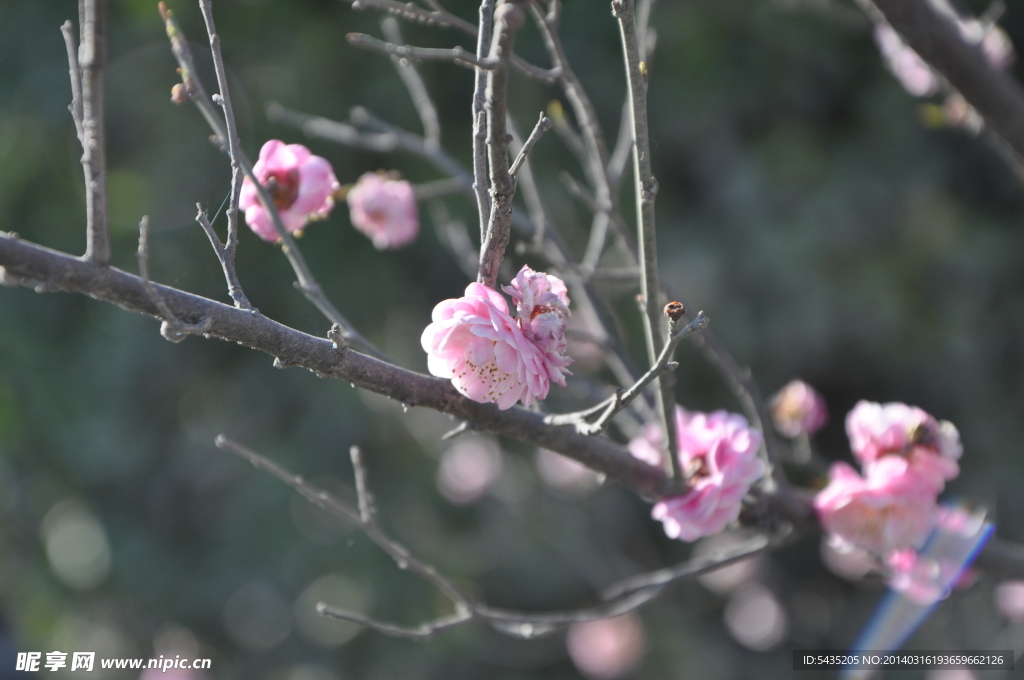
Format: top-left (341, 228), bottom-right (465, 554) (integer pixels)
top-left (2, 0), bottom-right (1024, 678)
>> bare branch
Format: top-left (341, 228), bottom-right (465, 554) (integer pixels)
top-left (477, 0), bottom-right (527, 289)
top-left (136, 217), bottom-right (212, 342)
top-left (79, 0), bottom-right (110, 265)
top-left (509, 113), bottom-right (553, 176)
top-left (317, 605), bottom-right (473, 640)
top-left (472, 0), bottom-right (497, 245)
top-left (343, 0), bottom-right (559, 81)
top-left (195, 205), bottom-right (251, 311)
top-left (346, 32), bottom-right (499, 70)
top-left (546, 310), bottom-right (709, 435)
top-left (603, 534), bottom-right (772, 600)
top-left (198, 0), bottom-right (252, 311)
top-left (381, 17), bottom-right (442, 149)
top-left (613, 0), bottom-right (680, 487)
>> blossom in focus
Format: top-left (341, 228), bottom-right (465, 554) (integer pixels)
top-left (770, 379), bottom-right (828, 438)
top-left (815, 457), bottom-right (937, 556)
top-left (239, 140), bottom-right (339, 242)
top-left (846, 400), bottom-right (961, 493)
top-left (421, 268), bottom-right (572, 410)
top-left (630, 408), bottom-right (764, 542)
top-left (566, 614), bottom-right (645, 679)
top-left (874, 24), bottom-right (940, 97)
top-left (346, 172), bottom-right (419, 250)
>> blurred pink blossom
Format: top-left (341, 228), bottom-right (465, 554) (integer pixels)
top-left (770, 379), bottom-right (828, 438)
top-left (566, 614), bottom-right (645, 679)
top-left (874, 24), bottom-right (940, 97)
top-left (421, 268), bottom-right (572, 409)
top-left (846, 400), bottom-right (960, 493)
top-left (723, 583), bottom-right (788, 651)
top-left (535, 448), bottom-right (601, 493)
top-left (239, 140), bottom-right (339, 242)
top-left (346, 172), bottom-right (419, 250)
top-left (994, 580), bottom-right (1024, 622)
top-left (436, 436), bottom-right (503, 505)
top-left (630, 408), bottom-right (763, 542)
top-left (815, 457), bottom-right (937, 556)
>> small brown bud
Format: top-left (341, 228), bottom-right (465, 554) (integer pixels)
top-left (664, 301), bottom-right (685, 321)
top-left (170, 83), bottom-right (189, 105)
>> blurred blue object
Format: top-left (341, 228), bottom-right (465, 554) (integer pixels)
top-left (841, 505), bottom-right (994, 679)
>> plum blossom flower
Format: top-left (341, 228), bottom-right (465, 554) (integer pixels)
top-left (629, 408), bottom-right (764, 542)
top-left (815, 457), bottom-right (937, 556)
top-left (346, 172), bottom-right (419, 250)
top-left (420, 267), bottom-right (572, 410)
top-left (770, 379), bottom-right (828, 438)
top-left (994, 580), bottom-right (1024, 622)
top-left (239, 140), bottom-right (339, 242)
top-left (846, 401), bottom-right (961, 493)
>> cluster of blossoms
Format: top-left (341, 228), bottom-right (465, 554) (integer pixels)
top-left (421, 266), bottom-right (573, 410)
top-left (629, 407), bottom-right (764, 542)
top-left (874, 14), bottom-right (1015, 129)
top-left (815, 401), bottom-right (964, 598)
top-left (239, 140), bottom-right (419, 249)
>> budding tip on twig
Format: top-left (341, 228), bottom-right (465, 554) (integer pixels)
top-left (663, 301), bottom-right (685, 321)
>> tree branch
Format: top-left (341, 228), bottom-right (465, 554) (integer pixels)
top-left (477, 0), bottom-right (526, 289)
top-left (345, 32), bottom-right (500, 70)
top-left (78, 0), bottom-right (110, 265)
top-left (381, 17), bottom-right (442, 149)
top-left (509, 112), bottom-right (553, 176)
top-left (199, 0), bottom-right (252, 311)
top-left (871, 0), bottom-right (1024, 159)
top-left (613, 0), bottom-right (680, 487)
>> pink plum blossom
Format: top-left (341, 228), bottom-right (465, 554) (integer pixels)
top-left (567, 614), bottom-right (645, 679)
top-left (815, 457), bottom-right (937, 556)
top-left (630, 408), bottom-right (764, 542)
top-left (770, 379), bottom-right (828, 438)
top-left (239, 140), bottom-right (339, 242)
top-left (421, 267), bottom-right (572, 409)
top-left (846, 400), bottom-right (961, 493)
top-left (346, 172), bottom-right (419, 250)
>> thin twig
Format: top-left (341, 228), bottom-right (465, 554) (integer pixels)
top-left (477, 0), bottom-right (527, 289)
top-left (199, 0), bottom-right (252, 311)
top-left (602, 534), bottom-right (772, 600)
top-left (216, 436), bottom-right (773, 641)
top-left (60, 21), bottom-right (85, 143)
top-left (381, 17), bottom-right (442, 149)
top-left (546, 310), bottom-right (709, 435)
top-left (79, 0), bottom-right (110, 265)
top-left (159, 3), bottom-right (383, 358)
top-left (612, 0), bottom-right (680, 488)
top-left (343, 0), bottom-right (559, 81)
top-left (195, 205), bottom-right (252, 311)
top-left (472, 0), bottom-right (497, 245)
top-left (509, 113), bottom-right (553, 176)
top-left (137, 216), bottom-right (212, 342)
top-left (346, 32), bottom-right (499, 70)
